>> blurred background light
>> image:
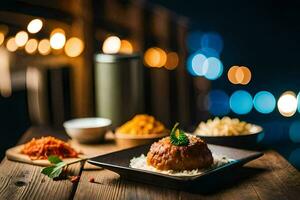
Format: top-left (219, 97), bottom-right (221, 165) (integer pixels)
top-left (144, 47), bottom-right (166, 68)
top-left (0, 32), bottom-right (4, 46)
top-left (186, 31), bottom-right (202, 52)
top-left (279, 91), bottom-right (297, 117)
top-left (277, 91), bottom-right (297, 117)
top-left (239, 66), bottom-right (251, 85)
top-left (50, 28), bottom-right (66, 50)
top-left (64, 37), bottom-right (84, 57)
top-left (289, 148), bottom-right (300, 169)
top-left (165, 52), bottom-right (179, 70)
top-left (25, 38), bottom-right (38, 54)
top-left (38, 39), bottom-right (51, 55)
top-left (297, 92), bottom-right (300, 113)
top-left (253, 91), bottom-right (276, 114)
top-left (15, 31), bottom-right (28, 47)
top-left (201, 32), bottom-right (223, 53)
top-left (228, 65), bottom-right (239, 84)
top-left (102, 36), bottom-right (121, 54)
top-left (289, 121), bottom-right (300, 143)
top-left (119, 39), bottom-right (133, 54)
top-left (6, 37), bottom-right (18, 52)
top-left (27, 19), bottom-right (43, 34)
top-left (203, 57), bottom-right (223, 80)
top-left (230, 90), bottom-right (253, 114)
top-left (207, 90), bottom-right (230, 116)
top-left (187, 53), bottom-right (206, 76)
top-left (198, 47), bottom-right (219, 58)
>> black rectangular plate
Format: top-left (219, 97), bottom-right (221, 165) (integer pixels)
top-left (88, 144), bottom-right (263, 190)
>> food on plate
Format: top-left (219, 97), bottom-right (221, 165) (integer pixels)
top-left (116, 114), bottom-right (168, 135)
top-left (147, 123), bottom-right (213, 171)
top-left (194, 116), bottom-right (257, 136)
top-left (130, 123), bottom-right (232, 176)
top-left (21, 136), bottom-right (78, 160)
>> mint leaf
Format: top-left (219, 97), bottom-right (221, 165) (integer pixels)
top-left (170, 123), bottom-right (189, 146)
top-left (41, 162), bottom-right (66, 179)
top-left (48, 155), bottom-right (63, 164)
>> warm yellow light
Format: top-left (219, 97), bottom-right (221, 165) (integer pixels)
top-left (144, 47), bottom-right (167, 68)
top-left (50, 28), bottom-right (66, 50)
top-left (102, 36), bottom-right (121, 54)
top-left (15, 31), bottom-right (29, 47)
top-left (6, 37), bottom-right (18, 52)
top-left (27, 19), bottom-right (43, 34)
top-left (235, 67), bottom-right (244, 84)
top-left (277, 91), bottom-right (297, 117)
top-left (119, 40), bottom-right (133, 54)
top-left (0, 48), bottom-right (12, 97)
top-left (64, 37), bottom-right (84, 57)
top-left (228, 66), bottom-right (239, 84)
top-left (239, 66), bottom-right (251, 85)
top-left (38, 39), bottom-right (51, 55)
top-left (25, 38), bottom-right (38, 54)
top-left (165, 52), bottom-right (179, 70)
top-left (0, 32), bottom-right (4, 46)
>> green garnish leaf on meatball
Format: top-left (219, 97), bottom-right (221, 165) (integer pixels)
top-left (170, 123), bottom-right (189, 146)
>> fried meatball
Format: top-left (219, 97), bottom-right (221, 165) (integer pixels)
top-left (147, 135), bottom-right (213, 171)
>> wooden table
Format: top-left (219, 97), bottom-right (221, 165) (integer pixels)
top-left (1, 127), bottom-right (300, 200)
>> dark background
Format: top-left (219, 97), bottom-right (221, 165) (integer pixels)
top-left (0, 0), bottom-right (300, 169)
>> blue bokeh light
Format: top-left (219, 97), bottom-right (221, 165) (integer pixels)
top-left (253, 91), bottom-right (276, 114)
top-left (201, 32), bottom-right (223, 53)
top-left (207, 90), bottom-right (230, 116)
top-left (230, 90), bottom-right (253, 114)
top-left (187, 53), bottom-right (207, 76)
top-left (289, 121), bottom-right (300, 143)
top-left (297, 92), bottom-right (300, 113)
top-left (203, 57), bottom-right (223, 80)
top-left (186, 31), bottom-right (202, 52)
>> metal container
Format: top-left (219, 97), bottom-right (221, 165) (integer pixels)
top-left (94, 53), bottom-right (143, 128)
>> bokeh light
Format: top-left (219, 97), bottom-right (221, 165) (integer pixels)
top-left (277, 91), bottom-right (297, 117)
top-left (207, 90), bottom-right (230, 116)
top-left (239, 66), bottom-right (251, 85)
top-left (102, 36), bottom-right (121, 54)
top-left (165, 52), bottom-right (179, 70)
top-left (227, 65), bottom-right (251, 85)
top-left (144, 47), bottom-right (167, 68)
top-left (15, 31), bottom-right (29, 47)
top-left (203, 57), bottom-right (223, 80)
top-left (50, 28), bottom-right (66, 50)
top-left (187, 53), bottom-right (206, 76)
top-left (253, 91), bottom-right (276, 114)
top-left (201, 32), bottom-right (223, 53)
top-left (38, 39), bottom-right (51, 55)
top-left (64, 37), bottom-right (84, 57)
top-left (27, 19), bottom-right (43, 34)
top-left (297, 92), bottom-right (300, 113)
top-left (186, 31), bottom-right (202, 52)
top-left (230, 90), bottom-right (253, 114)
top-left (119, 39), bottom-right (133, 54)
top-left (227, 66), bottom-right (239, 84)
top-left (0, 32), bottom-right (4, 46)
top-left (25, 38), bottom-right (38, 54)
top-left (289, 121), bottom-right (300, 143)
top-left (6, 37), bottom-right (18, 52)
top-left (289, 148), bottom-right (300, 169)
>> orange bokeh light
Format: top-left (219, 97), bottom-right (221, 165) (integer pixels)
top-left (228, 65), bottom-right (252, 85)
top-left (119, 40), bottom-right (133, 54)
top-left (144, 47), bottom-right (167, 68)
top-left (165, 52), bottom-right (179, 70)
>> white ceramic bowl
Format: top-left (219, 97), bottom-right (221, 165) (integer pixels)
top-left (63, 118), bottom-right (112, 144)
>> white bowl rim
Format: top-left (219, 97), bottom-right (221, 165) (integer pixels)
top-left (63, 117), bottom-right (112, 129)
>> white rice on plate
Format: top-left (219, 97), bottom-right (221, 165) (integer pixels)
top-left (129, 154), bottom-right (234, 176)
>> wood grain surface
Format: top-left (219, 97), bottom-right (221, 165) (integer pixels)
top-left (1, 126), bottom-right (300, 200)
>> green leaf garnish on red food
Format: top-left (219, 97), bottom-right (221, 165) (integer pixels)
top-left (170, 123), bottom-right (189, 146)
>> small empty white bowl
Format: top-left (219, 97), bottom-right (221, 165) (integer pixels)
top-left (63, 118), bottom-right (112, 144)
